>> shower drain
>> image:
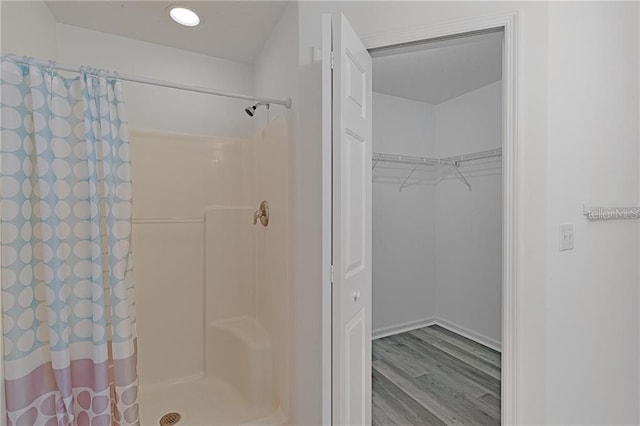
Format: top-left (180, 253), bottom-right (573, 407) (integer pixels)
top-left (159, 412), bottom-right (181, 426)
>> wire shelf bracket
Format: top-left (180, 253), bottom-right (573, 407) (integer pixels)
top-left (399, 159), bottom-right (422, 192)
top-left (452, 162), bottom-right (472, 191)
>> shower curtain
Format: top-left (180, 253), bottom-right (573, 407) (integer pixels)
top-left (1, 58), bottom-right (138, 425)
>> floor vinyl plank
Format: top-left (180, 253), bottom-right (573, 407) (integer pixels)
top-left (372, 325), bottom-right (501, 426)
top-left (374, 360), bottom-right (471, 425)
top-left (409, 328), bottom-right (501, 380)
top-left (380, 338), bottom-right (500, 421)
top-left (373, 339), bottom-right (429, 378)
top-left (412, 371), bottom-right (499, 425)
top-left (480, 393), bottom-right (501, 414)
top-left (428, 325), bottom-right (501, 367)
top-left (373, 368), bottom-right (447, 426)
top-left (391, 333), bottom-right (501, 397)
top-left (375, 338), bottom-right (494, 399)
top-left (372, 397), bottom-right (400, 426)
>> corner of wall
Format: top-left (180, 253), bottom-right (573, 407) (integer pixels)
top-left (252, 2), bottom-right (299, 129)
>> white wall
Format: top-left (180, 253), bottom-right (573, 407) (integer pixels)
top-left (434, 81), bottom-right (502, 347)
top-left (373, 92), bottom-right (435, 156)
top-left (434, 81), bottom-right (502, 157)
top-left (546, 3), bottom-right (639, 424)
top-left (0, 1), bottom-right (57, 59)
top-left (295, 2), bottom-right (637, 425)
top-left (372, 92), bottom-right (437, 335)
top-left (55, 24), bottom-right (254, 139)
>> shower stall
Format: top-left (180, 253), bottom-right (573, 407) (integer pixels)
top-left (0, 59), bottom-right (292, 423)
top-left (1, 2), bottom-right (296, 423)
top-left (130, 112), bottom-right (291, 425)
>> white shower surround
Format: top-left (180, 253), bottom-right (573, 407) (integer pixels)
top-left (132, 116), bottom-right (290, 425)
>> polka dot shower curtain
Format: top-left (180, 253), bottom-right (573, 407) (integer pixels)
top-left (1, 58), bottom-right (138, 425)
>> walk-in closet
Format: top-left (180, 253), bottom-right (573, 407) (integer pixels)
top-left (371, 30), bottom-right (504, 425)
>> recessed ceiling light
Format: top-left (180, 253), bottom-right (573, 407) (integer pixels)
top-left (169, 6), bottom-right (200, 27)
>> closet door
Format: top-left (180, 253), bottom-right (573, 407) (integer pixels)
top-left (330, 13), bottom-right (373, 426)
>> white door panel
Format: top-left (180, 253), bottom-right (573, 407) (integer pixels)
top-left (328, 13), bottom-right (372, 426)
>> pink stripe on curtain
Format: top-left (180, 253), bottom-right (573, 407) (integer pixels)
top-left (4, 345), bottom-right (138, 426)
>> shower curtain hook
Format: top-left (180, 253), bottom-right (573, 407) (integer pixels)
top-left (48, 60), bottom-right (57, 76)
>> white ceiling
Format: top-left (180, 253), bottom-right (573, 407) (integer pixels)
top-left (45, 1), bottom-right (288, 64)
top-left (372, 32), bottom-right (503, 105)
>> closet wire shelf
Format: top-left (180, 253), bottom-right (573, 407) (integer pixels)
top-left (372, 148), bottom-right (502, 191)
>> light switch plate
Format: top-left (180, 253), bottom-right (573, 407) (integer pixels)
top-left (559, 223), bottom-right (574, 251)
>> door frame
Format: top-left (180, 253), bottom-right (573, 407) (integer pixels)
top-left (322, 10), bottom-right (520, 425)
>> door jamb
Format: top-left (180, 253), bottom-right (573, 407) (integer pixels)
top-left (322, 9), bottom-right (520, 425)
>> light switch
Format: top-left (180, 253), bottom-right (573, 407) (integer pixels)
top-left (559, 223), bottom-right (574, 251)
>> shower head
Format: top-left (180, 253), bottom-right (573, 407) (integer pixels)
top-left (244, 101), bottom-right (270, 117)
top-left (244, 105), bottom-right (256, 117)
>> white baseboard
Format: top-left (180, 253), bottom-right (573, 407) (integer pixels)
top-left (372, 316), bottom-right (502, 353)
top-left (434, 317), bottom-right (502, 352)
top-left (372, 317), bottom-right (437, 340)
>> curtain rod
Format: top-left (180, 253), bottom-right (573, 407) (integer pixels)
top-left (1, 54), bottom-right (292, 109)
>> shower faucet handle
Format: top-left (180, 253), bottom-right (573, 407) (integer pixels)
top-left (253, 201), bottom-right (269, 226)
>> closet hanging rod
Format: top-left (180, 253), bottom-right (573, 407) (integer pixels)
top-left (1, 54), bottom-right (292, 109)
